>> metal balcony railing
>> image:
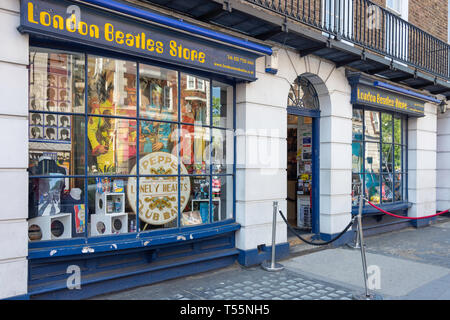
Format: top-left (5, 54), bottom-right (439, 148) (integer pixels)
top-left (246, 0), bottom-right (450, 80)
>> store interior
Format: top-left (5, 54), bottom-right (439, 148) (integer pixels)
top-left (287, 114), bottom-right (313, 233)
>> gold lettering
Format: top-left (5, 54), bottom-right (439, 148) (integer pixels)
top-left (105, 23), bottom-right (114, 42)
top-left (65, 14), bottom-right (77, 32)
top-left (198, 52), bottom-right (205, 63)
top-left (169, 40), bottom-right (177, 57)
top-left (146, 39), bottom-right (155, 52)
top-left (52, 15), bottom-right (64, 30)
top-left (27, 2), bottom-right (38, 24)
top-left (140, 33), bottom-right (146, 50)
top-left (40, 11), bottom-right (51, 27)
top-left (156, 41), bottom-right (163, 54)
top-left (116, 31), bottom-right (124, 44)
top-left (125, 34), bottom-right (134, 47)
top-left (190, 50), bottom-right (198, 61)
top-left (183, 47), bottom-right (190, 60)
top-left (78, 21), bottom-right (88, 35)
top-left (89, 24), bottom-right (99, 38)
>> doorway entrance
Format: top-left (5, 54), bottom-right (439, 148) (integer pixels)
top-left (286, 76), bottom-right (320, 235)
top-left (287, 115), bottom-right (317, 232)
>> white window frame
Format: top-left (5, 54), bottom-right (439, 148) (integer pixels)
top-left (197, 79), bottom-right (205, 92)
top-left (386, 0), bottom-right (402, 16)
top-left (321, 0), bottom-right (354, 39)
top-left (187, 75), bottom-right (196, 90)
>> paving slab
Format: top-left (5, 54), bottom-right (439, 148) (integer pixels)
top-left (283, 247), bottom-right (450, 298)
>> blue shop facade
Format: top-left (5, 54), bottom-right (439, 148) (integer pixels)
top-left (20, 0), bottom-right (271, 299)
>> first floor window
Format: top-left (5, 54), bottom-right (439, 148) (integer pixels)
top-left (27, 46), bottom-right (235, 242)
top-left (351, 107), bottom-right (408, 207)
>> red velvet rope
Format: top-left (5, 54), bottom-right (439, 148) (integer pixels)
top-left (366, 200), bottom-right (449, 220)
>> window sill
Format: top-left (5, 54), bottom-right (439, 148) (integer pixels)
top-left (28, 221), bottom-right (240, 260)
top-left (352, 201), bottom-right (412, 216)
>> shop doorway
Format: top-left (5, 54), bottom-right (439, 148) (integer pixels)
top-left (286, 76), bottom-right (320, 235)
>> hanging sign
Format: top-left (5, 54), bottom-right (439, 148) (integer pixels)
top-left (19, 0), bottom-right (258, 81)
top-left (127, 152), bottom-right (191, 226)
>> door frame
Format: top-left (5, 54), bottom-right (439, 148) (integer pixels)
top-left (286, 107), bottom-right (320, 234)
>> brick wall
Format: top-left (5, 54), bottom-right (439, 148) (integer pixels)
top-left (409, 0), bottom-right (448, 43)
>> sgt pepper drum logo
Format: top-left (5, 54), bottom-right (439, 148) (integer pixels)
top-left (127, 152), bottom-right (190, 225)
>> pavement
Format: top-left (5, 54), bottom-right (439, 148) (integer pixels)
top-left (92, 217), bottom-right (450, 300)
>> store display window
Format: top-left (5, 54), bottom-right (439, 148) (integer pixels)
top-left (27, 47), bottom-right (235, 243)
top-left (352, 107), bottom-right (408, 207)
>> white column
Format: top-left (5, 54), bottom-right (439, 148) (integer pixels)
top-left (318, 76), bottom-right (353, 236)
top-left (0, 0), bottom-right (29, 299)
top-left (235, 58), bottom-right (289, 252)
top-left (437, 101), bottom-right (450, 211)
top-left (408, 103), bottom-right (437, 221)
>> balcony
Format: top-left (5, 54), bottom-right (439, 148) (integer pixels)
top-left (142, 0), bottom-right (450, 98)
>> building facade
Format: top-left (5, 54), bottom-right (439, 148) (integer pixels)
top-left (1, 0), bottom-right (449, 299)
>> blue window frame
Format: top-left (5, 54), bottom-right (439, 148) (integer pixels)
top-left (352, 106), bottom-right (408, 210)
top-left (27, 42), bottom-right (236, 252)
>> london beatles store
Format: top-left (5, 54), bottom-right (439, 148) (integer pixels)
top-left (20, 0), bottom-right (271, 299)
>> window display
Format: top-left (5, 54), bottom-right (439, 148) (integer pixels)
top-left (29, 49), bottom-right (85, 113)
top-left (28, 47), bottom-right (235, 242)
top-left (181, 73), bottom-right (210, 126)
top-left (352, 107), bottom-right (408, 206)
top-left (140, 64), bottom-right (178, 122)
top-left (180, 125), bottom-right (210, 174)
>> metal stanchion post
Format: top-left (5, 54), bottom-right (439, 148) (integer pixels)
top-left (347, 217), bottom-right (361, 249)
top-left (348, 185), bottom-right (361, 249)
top-left (353, 195), bottom-right (382, 300)
top-left (261, 201), bottom-right (284, 272)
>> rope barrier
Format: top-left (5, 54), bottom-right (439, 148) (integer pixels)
top-left (365, 199), bottom-right (449, 220)
top-left (279, 210), bottom-right (356, 246)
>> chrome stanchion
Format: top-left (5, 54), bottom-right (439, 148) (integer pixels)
top-left (261, 201), bottom-right (284, 272)
top-left (347, 216), bottom-right (361, 249)
top-left (352, 195), bottom-right (382, 300)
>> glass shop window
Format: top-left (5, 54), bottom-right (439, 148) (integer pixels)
top-left (27, 47), bottom-right (235, 243)
top-left (352, 108), bottom-right (407, 207)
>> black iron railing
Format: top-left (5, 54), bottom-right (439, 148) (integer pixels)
top-left (246, 0), bottom-right (450, 79)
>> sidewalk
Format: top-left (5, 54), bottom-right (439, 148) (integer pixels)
top-left (92, 218), bottom-right (450, 300)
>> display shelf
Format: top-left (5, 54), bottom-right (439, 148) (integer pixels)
top-left (90, 212), bottom-right (128, 236)
top-left (28, 213), bottom-right (72, 241)
top-left (95, 192), bottom-right (125, 215)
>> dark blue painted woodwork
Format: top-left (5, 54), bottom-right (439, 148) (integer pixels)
top-left (28, 229), bottom-right (238, 299)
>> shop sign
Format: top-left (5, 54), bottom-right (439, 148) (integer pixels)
top-left (351, 84), bottom-right (425, 117)
top-left (127, 152), bottom-right (191, 226)
top-left (19, 0), bottom-right (258, 81)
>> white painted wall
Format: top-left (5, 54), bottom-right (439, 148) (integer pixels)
top-left (235, 48), bottom-right (353, 252)
top-left (437, 101), bottom-right (450, 211)
top-left (0, 0), bottom-right (29, 299)
top-left (408, 103), bottom-right (437, 219)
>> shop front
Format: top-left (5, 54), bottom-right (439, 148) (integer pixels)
top-left (347, 71), bottom-right (441, 225)
top-left (19, 0), bottom-right (271, 299)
